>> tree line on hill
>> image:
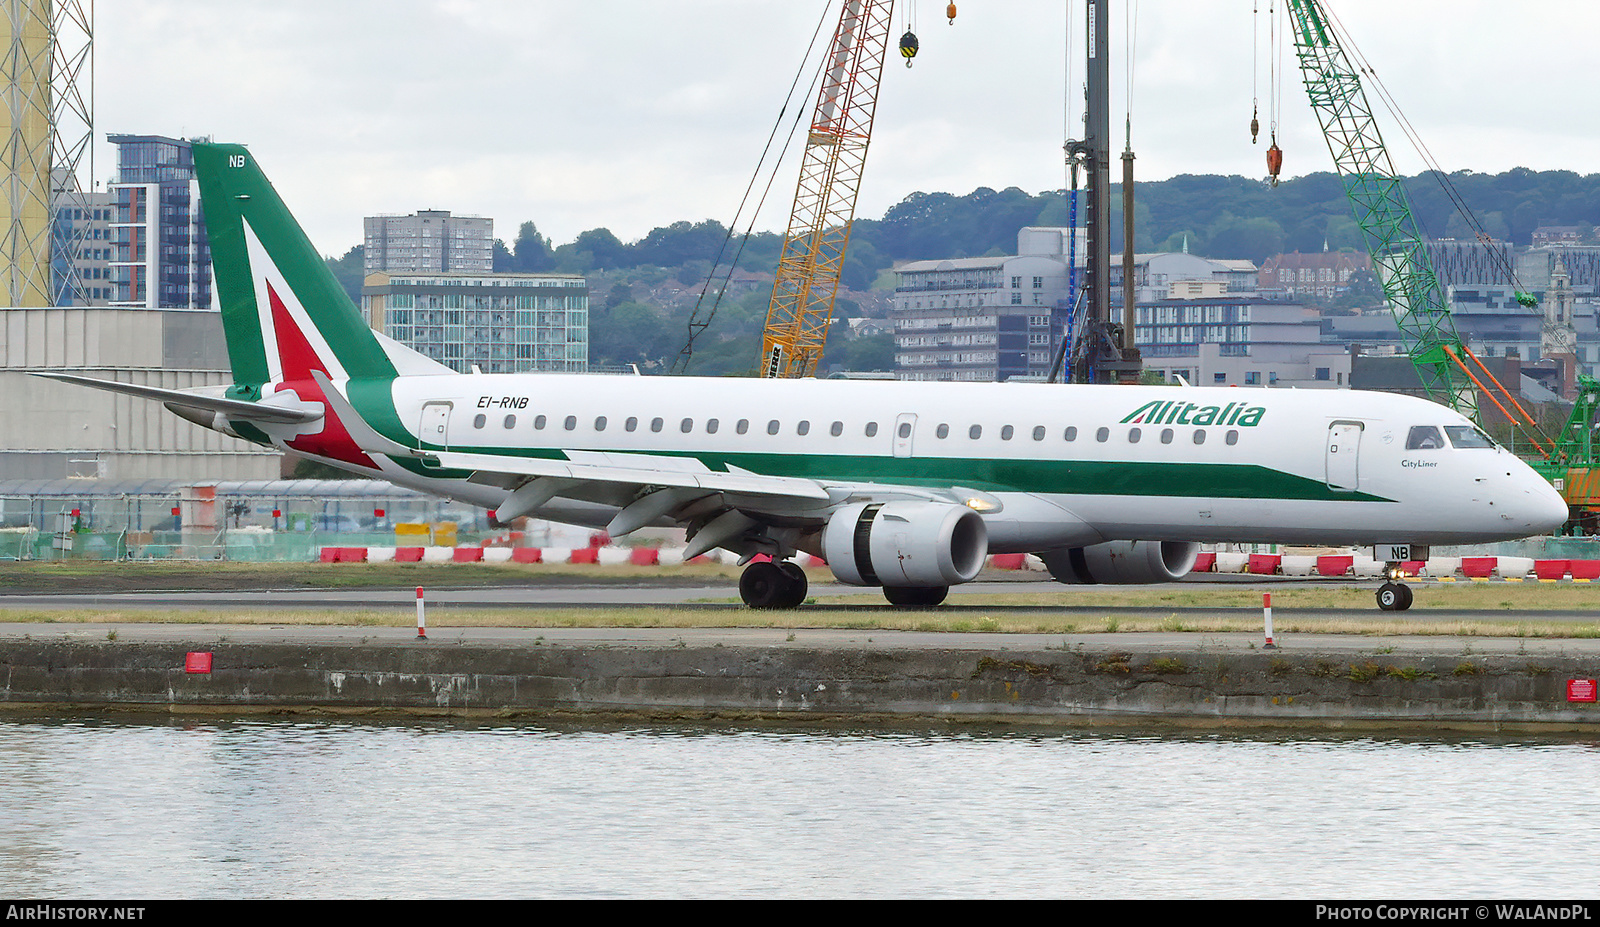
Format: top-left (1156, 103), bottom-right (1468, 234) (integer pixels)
top-left (325, 166), bottom-right (1600, 374)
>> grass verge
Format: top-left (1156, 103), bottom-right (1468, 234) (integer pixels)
top-left (6, 605), bottom-right (1598, 638)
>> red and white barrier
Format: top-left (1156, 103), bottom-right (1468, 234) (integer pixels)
top-left (319, 544), bottom-right (1600, 583)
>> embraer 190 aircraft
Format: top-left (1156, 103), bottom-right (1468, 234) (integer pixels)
top-left (39, 144), bottom-right (1568, 611)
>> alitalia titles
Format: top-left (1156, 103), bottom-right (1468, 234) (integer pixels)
top-left (1121, 400), bottom-right (1266, 428)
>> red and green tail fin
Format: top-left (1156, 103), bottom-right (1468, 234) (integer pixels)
top-left (192, 142), bottom-right (400, 390)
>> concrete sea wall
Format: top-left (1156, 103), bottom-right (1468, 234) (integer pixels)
top-left (2, 639), bottom-right (1597, 730)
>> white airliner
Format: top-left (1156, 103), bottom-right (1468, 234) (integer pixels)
top-left (38, 143), bottom-right (1568, 611)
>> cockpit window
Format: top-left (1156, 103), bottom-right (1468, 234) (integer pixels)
top-left (1406, 426), bottom-right (1446, 450)
top-left (1443, 425), bottom-right (1496, 449)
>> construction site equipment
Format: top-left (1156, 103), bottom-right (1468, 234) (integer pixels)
top-left (1531, 375), bottom-right (1600, 533)
top-left (759, 0), bottom-right (894, 380)
top-left (898, 29), bottom-right (918, 65)
top-left (1283, 0), bottom-right (1600, 528)
top-left (1065, 0), bottom-right (1143, 385)
top-left (1284, 0), bottom-right (1485, 417)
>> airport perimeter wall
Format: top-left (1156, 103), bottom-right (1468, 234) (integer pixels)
top-left (3, 639), bottom-right (1596, 730)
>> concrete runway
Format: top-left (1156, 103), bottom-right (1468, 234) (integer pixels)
top-left (1, 576), bottom-right (1595, 625)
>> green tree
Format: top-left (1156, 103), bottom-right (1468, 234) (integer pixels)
top-left (512, 221), bottom-right (555, 272)
top-left (323, 245), bottom-right (365, 307)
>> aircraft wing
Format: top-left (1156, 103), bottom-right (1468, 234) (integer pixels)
top-left (31, 371), bottom-right (323, 425)
top-left (430, 449), bottom-right (833, 503)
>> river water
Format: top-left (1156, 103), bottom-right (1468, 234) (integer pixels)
top-left (0, 717), bottom-right (1595, 899)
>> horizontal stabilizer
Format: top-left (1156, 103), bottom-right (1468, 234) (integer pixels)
top-left (31, 372), bottom-right (322, 425)
top-left (309, 370), bottom-right (419, 457)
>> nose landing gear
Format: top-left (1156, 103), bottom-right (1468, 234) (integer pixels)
top-left (1376, 581), bottom-right (1413, 611)
top-left (1375, 561), bottom-right (1414, 611)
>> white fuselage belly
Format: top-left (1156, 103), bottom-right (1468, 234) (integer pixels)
top-left (307, 374), bottom-right (1566, 550)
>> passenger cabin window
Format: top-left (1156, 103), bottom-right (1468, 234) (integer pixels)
top-left (1193, 430), bottom-right (1206, 445)
top-left (473, 414), bottom-right (486, 429)
top-left (865, 422), bottom-right (879, 437)
top-left (1001, 425), bottom-right (1014, 441)
top-left (1225, 430), bottom-right (1239, 446)
top-left (1127, 427), bottom-right (1141, 443)
top-left (1444, 425), bottom-right (1495, 448)
top-left (1065, 426), bottom-right (1079, 442)
top-left (594, 416), bottom-right (607, 431)
top-left (1032, 426), bottom-right (1045, 441)
top-left (706, 419), bottom-right (719, 434)
top-left (534, 415), bottom-right (547, 430)
top-left (796, 420), bottom-right (810, 436)
top-left (936, 424), bottom-right (950, 439)
top-left (503, 415), bottom-right (516, 429)
top-left (767, 420), bottom-right (780, 435)
top-left (898, 422), bottom-right (912, 439)
top-left (736, 419), bottom-right (750, 435)
top-left (830, 421), bottom-right (843, 437)
top-left (681, 418), bottom-right (694, 433)
top-left (1095, 427), bottom-right (1109, 443)
top-left (625, 417), bottom-right (638, 432)
top-left (651, 417), bottom-right (664, 433)
top-left (564, 415), bottom-right (577, 431)
top-left (1160, 428), bottom-right (1173, 444)
top-left (969, 425), bottom-right (982, 440)
top-left (1406, 426), bottom-right (1445, 450)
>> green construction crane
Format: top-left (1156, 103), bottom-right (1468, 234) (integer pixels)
top-left (1530, 374), bottom-right (1600, 533)
top-left (1284, 0), bottom-right (1478, 417)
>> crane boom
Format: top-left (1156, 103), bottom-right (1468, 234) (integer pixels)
top-left (759, 0), bottom-right (893, 379)
top-left (1284, 0), bottom-right (1476, 415)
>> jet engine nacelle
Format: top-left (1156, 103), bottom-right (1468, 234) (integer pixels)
top-left (1039, 540), bottom-right (1200, 584)
top-left (821, 501), bottom-right (989, 587)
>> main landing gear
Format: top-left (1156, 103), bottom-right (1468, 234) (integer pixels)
top-left (882, 585), bottom-right (949, 607)
top-left (1375, 561), bottom-right (1414, 611)
top-left (738, 560), bottom-right (808, 609)
top-left (735, 560), bottom-right (952, 610)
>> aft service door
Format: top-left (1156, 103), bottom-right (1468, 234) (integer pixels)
top-left (420, 402), bottom-right (452, 451)
top-left (1326, 421), bottom-right (1363, 491)
top-left (893, 413), bottom-right (917, 458)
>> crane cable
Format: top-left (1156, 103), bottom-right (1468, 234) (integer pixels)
top-left (1313, 3), bottom-right (1554, 452)
top-left (1317, 3), bottom-right (1530, 300)
top-left (672, 1), bottom-right (836, 375)
top-left (1250, 2), bottom-right (1260, 144)
top-left (1124, 0), bottom-right (1138, 147)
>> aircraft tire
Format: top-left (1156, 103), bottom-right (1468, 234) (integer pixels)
top-left (1376, 582), bottom-right (1413, 611)
top-left (775, 561), bottom-right (809, 609)
top-left (883, 585), bottom-right (949, 607)
top-left (740, 560), bottom-right (807, 609)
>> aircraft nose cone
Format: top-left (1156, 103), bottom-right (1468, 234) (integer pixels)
top-left (1519, 478), bottom-right (1570, 535)
top-left (1537, 481), bottom-right (1570, 532)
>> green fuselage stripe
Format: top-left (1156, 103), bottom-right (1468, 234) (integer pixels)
top-left (417, 440), bottom-right (1393, 503)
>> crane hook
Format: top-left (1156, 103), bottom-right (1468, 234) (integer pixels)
top-left (1250, 104), bottom-right (1260, 145)
top-left (899, 30), bottom-right (919, 67)
top-left (1266, 138), bottom-right (1284, 188)
top-left (947, 3), bottom-right (957, 24)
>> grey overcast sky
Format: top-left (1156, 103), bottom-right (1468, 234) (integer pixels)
top-left (93, 1), bottom-right (1600, 257)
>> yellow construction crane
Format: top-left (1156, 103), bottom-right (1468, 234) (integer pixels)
top-left (759, 0), bottom-right (933, 378)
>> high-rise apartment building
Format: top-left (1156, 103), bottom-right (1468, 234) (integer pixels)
top-left (364, 210), bottom-right (493, 274)
top-left (107, 134), bottom-right (213, 310)
top-left (52, 188), bottom-right (117, 306)
top-left (361, 271), bottom-right (588, 374)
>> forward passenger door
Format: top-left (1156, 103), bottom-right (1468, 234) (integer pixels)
top-left (1326, 421), bottom-right (1363, 491)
